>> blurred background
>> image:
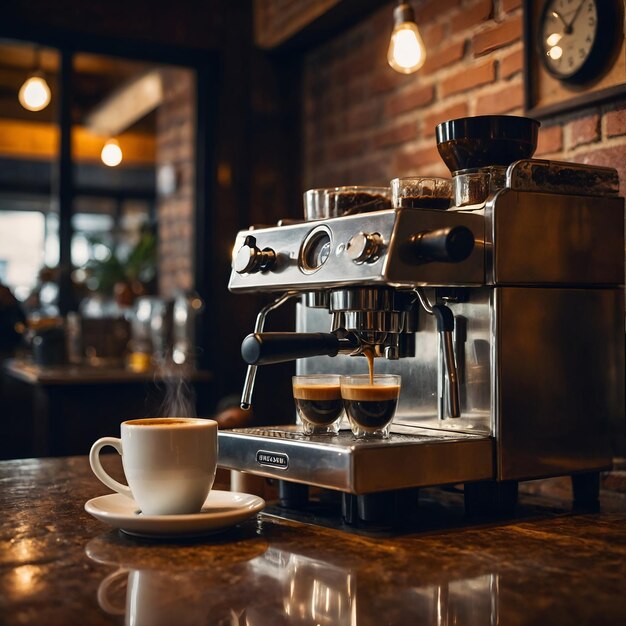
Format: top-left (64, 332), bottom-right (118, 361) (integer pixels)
top-left (1, 0), bottom-right (625, 462)
top-left (0, 0), bottom-right (309, 459)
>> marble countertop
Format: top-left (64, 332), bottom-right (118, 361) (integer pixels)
top-left (1, 455), bottom-right (626, 625)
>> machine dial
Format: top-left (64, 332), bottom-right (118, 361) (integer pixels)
top-left (233, 235), bottom-right (276, 274)
top-left (347, 232), bottom-right (383, 264)
top-left (300, 226), bottom-right (332, 273)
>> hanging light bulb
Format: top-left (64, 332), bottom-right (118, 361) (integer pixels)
top-left (101, 138), bottom-right (123, 167)
top-left (18, 47), bottom-right (51, 112)
top-left (387, 2), bottom-right (426, 74)
top-left (19, 74), bottom-right (51, 111)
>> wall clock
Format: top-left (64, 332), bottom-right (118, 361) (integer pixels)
top-left (524, 0), bottom-right (626, 117)
top-left (539, 0), bottom-right (622, 82)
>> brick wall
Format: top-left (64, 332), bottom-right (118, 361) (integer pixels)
top-left (302, 0), bottom-right (626, 195)
top-left (156, 68), bottom-right (196, 297)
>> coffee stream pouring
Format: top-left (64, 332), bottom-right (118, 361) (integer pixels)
top-left (220, 115), bottom-right (624, 526)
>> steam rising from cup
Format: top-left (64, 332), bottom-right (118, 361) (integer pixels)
top-left (154, 353), bottom-right (198, 418)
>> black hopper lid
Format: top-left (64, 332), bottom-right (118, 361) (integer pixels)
top-left (435, 115), bottom-right (540, 173)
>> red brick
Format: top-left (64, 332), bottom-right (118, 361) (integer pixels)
top-left (385, 84), bottom-right (435, 117)
top-left (345, 158), bottom-right (389, 186)
top-left (566, 114), bottom-right (600, 149)
top-left (473, 14), bottom-right (522, 56)
top-left (423, 102), bottom-right (469, 136)
top-left (415, 0), bottom-right (462, 23)
top-left (393, 144), bottom-right (443, 175)
top-left (346, 80), bottom-right (367, 105)
top-left (500, 47), bottom-right (523, 78)
top-left (370, 68), bottom-right (410, 94)
top-left (422, 40), bottom-right (465, 75)
top-left (178, 273), bottom-right (192, 291)
top-left (535, 125), bottom-right (563, 156)
top-left (501, 0), bottom-right (522, 12)
top-left (422, 22), bottom-right (446, 49)
top-left (440, 59), bottom-right (495, 97)
top-left (372, 121), bottom-right (417, 149)
top-left (329, 138), bottom-right (366, 161)
top-left (311, 165), bottom-right (351, 188)
top-left (347, 102), bottom-right (380, 132)
top-left (602, 470), bottom-right (626, 494)
top-left (475, 79), bottom-right (523, 115)
top-left (338, 46), bottom-right (380, 82)
top-left (606, 108), bottom-right (626, 137)
top-left (451, 0), bottom-right (493, 34)
top-left (576, 145), bottom-right (626, 196)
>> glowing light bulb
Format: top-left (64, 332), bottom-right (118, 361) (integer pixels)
top-left (388, 3), bottom-right (426, 74)
top-left (546, 33), bottom-right (562, 47)
top-left (548, 46), bottom-right (563, 60)
top-left (18, 75), bottom-right (51, 112)
top-left (101, 139), bottom-right (123, 167)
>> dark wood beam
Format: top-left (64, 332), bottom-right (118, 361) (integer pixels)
top-left (258, 0), bottom-right (388, 54)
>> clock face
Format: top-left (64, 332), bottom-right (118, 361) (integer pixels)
top-left (540, 0), bottom-right (599, 79)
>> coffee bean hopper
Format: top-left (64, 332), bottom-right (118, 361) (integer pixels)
top-left (219, 115), bottom-right (624, 525)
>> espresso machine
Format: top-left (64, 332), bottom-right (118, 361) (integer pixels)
top-left (219, 116), bottom-right (625, 524)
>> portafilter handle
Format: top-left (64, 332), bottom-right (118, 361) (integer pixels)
top-left (241, 332), bottom-right (359, 366)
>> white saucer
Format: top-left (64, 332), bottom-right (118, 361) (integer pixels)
top-left (85, 491), bottom-right (265, 538)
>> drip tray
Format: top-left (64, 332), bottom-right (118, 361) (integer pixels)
top-left (218, 425), bottom-right (494, 494)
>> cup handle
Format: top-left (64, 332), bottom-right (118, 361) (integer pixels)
top-left (89, 437), bottom-right (132, 499)
top-left (97, 568), bottom-right (128, 615)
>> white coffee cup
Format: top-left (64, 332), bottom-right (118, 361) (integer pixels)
top-left (89, 417), bottom-right (218, 515)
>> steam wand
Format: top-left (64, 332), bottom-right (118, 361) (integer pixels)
top-left (414, 288), bottom-right (461, 418)
top-left (240, 291), bottom-right (300, 410)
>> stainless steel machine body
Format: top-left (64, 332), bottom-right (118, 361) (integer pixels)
top-left (220, 159), bottom-right (625, 506)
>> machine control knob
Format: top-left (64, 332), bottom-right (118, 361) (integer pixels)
top-left (234, 235), bottom-right (276, 274)
top-left (410, 226), bottom-right (474, 263)
top-left (346, 232), bottom-right (383, 264)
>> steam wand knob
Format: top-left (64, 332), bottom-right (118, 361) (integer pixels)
top-left (234, 235), bottom-right (276, 274)
top-left (347, 232), bottom-right (383, 264)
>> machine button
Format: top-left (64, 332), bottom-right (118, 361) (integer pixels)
top-left (234, 235), bottom-right (276, 274)
top-left (346, 232), bottom-right (383, 264)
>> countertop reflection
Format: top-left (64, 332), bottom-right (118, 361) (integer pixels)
top-left (1, 456), bottom-right (626, 625)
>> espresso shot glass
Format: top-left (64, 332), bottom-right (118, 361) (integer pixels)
top-left (340, 374), bottom-right (401, 439)
top-left (292, 374), bottom-right (343, 435)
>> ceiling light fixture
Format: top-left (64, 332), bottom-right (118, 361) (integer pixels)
top-left (101, 138), bottom-right (123, 167)
top-left (387, 1), bottom-right (426, 74)
top-left (18, 47), bottom-right (51, 112)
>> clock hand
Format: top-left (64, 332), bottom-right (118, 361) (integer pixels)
top-left (551, 10), bottom-right (569, 30)
top-left (566, 0), bottom-right (586, 31)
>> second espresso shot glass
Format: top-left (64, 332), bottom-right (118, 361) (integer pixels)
top-left (340, 374), bottom-right (401, 439)
top-left (292, 374), bottom-right (344, 435)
